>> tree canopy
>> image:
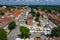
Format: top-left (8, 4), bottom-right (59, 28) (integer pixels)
top-left (8, 21), bottom-right (16, 30)
top-left (50, 27), bottom-right (60, 37)
top-left (6, 6), bottom-right (14, 10)
top-left (20, 26), bottom-right (30, 39)
top-left (36, 12), bottom-right (40, 18)
top-left (29, 9), bottom-right (36, 17)
top-left (35, 17), bottom-right (39, 22)
top-left (0, 29), bottom-right (7, 40)
top-left (0, 11), bottom-right (5, 16)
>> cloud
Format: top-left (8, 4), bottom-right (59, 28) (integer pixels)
top-left (45, 0), bottom-right (49, 1)
top-left (45, 0), bottom-right (55, 2)
top-left (16, 0), bottom-right (41, 2)
top-left (0, 0), bottom-right (59, 5)
top-left (16, 0), bottom-right (20, 2)
top-left (26, 0), bottom-right (34, 2)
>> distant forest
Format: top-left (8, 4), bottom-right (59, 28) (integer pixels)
top-left (29, 5), bottom-right (60, 12)
top-left (0, 5), bottom-right (60, 12)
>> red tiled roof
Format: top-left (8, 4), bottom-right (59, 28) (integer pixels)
top-left (13, 9), bottom-right (23, 17)
top-left (56, 17), bottom-right (60, 22)
top-left (0, 19), bottom-right (7, 28)
top-left (27, 17), bottom-right (33, 26)
top-left (5, 10), bottom-right (12, 16)
top-left (57, 37), bottom-right (60, 40)
top-left (0, 16), bottom-right (11, 28)
top-left (48, 13), bottom-right (56, 19)
top-left (0, 9), bottom-right (24, 28)
top-left (39, 11), bottom-right (45, 15)
top-left (39, 37), bottom-right (43, 40)
top-left (48, 13), bottom-right (60, 22)
top-left (34, 37), bottom-right (43, 40)
top-left (33, 37), bottom-right (60, 40)
top-left (5, 10), bottom-right (11, 13)
top-left (2, 17), bottom-right (11, 22)
top-left (47, 38), bottom-right (51, 40)
top-left (0, 19), bottom-right (3, 24)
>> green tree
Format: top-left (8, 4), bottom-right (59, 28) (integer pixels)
top-left (0, 11), bottom-right (5, 16)
top-left (30, 9), bottom-right (36, 17)
top-left (0, 29), bottom-right (7, 40)
top-left (35, 17), bottom-right (39, 22)
top-left (8, 22), bottom-right (16, 30)
top-left (20, 26), bottom-right (30, 39)
top-left (36, 12), bottom-right (40, 18)
top-left (6, 6), bottom-right (11, 10)
top-left (47, 9), bottom-right (51, 13)
top-left (37, 21), bottom-right (41, 26)
top-left (50, 27), bottom-right (60, 37)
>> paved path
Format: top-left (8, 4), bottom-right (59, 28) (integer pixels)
top-left (49, 20), bottom-right (57, 27)
top-left (42, 15), bottom-right (57, 28)
top-left (7, 26), bottom-right (21, 40)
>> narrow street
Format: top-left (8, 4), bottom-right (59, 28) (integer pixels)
top-left (7, 26), bottom-right (20, 40)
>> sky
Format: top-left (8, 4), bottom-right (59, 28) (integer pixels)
top-left (0, 0), bottom-right (60, 5)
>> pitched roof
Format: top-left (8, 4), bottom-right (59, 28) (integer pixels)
top-left (56, 17), bottom-right (60, 22)
top-left (48, 13), bottom-right (56, 19)
top-left (0, 19), bottom-right (7, 28)
top-left (0, 16), bottom-right (12, 28)
top-left (34, 37), bottom-right (44, 40)
top-left (5, 10), bottom-right (12, 16)
top-left (2, 16), bottom-right (11, 22)
top-left (27, 17), bottom-right (33, 26)
top-left (0, 9), bottom-right (24, 28)
top-left (48, 13), bottom-right (60, 22)
top-left (13, 9), bottom-right (23, 17)
top-left (39, 10), bottom-right (45, 15)
top-left (5, 10), bottom-right (11, 13)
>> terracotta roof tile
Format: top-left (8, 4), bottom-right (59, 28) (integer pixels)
top-left (0, 9), bottom-right (24, 28)
top-left (0, 19), bottom-right (6, 28)
top-left (5, 10), bottom-right (11, 16)
top-left (2, 17), bottom-right (11, 22)
top-left (48, 13), bottom-right (60, 22)
top-left (13, 9), bottom-right (23, 17)
top-left (0, 16), bottom-right (11, 28)
top-left (27, 17), bottom-right (33, 26)
top-left (39, 11), bottom-right (45, 15)
top-left (57, 37), bottom-right (60, 40)
top-left (56, 17), bottom-right (60, 22)
top-left (47, 38), bottom-right (51, 40)
top-left (5, 10), bottom-right (11, 13)
top-left (48, 13), bottom-right (56, 19)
